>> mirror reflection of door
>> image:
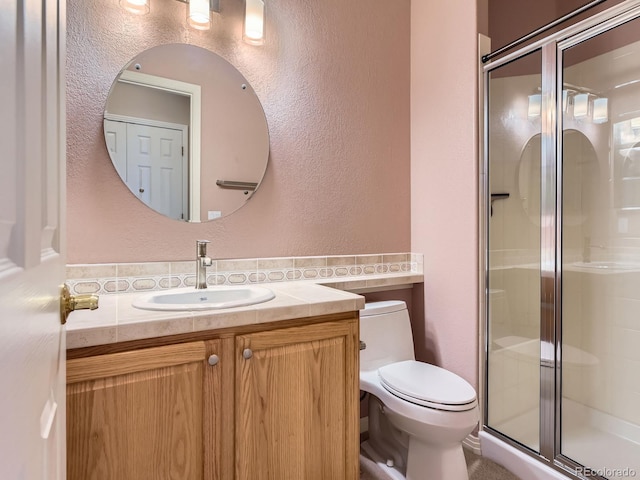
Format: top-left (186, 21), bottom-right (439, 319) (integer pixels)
top-left (105, 76), bottom-right (192, 220)
top-left (105, 119), bottom-right (188, 220)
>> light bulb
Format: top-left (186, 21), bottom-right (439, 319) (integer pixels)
top-left (592, 97), bottom-right (608, 124)
top-left (528, 94), bottom-right (541, 118)
top-left (573, 93), bottom-right (589, 119)
top-left (244, 0), bottom-right (265, 44)
top-left (188, 0), bottom-right (211, 30)
top-left (120, 0), bottom-right (150, 15)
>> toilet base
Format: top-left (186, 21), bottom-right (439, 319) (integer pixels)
top-left (361, 440), bottom-right (405, 480)
top-left (406, 436), bottom-right (469, 480)
top-left (363, 438), bottom-right (470, 480)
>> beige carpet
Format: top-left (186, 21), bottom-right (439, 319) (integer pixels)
top-left (464, 449), bottom-right (521, 480)
top-left (359, 448), bottom-right (522, 480)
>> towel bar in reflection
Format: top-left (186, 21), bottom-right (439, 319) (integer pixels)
top-left (215, 180), bottom-right (258, 191)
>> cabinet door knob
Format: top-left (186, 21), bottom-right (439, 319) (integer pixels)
top-left (242, 348), bottom-right (253, 360)
top-left (208, 354), bottom-right (219, 366)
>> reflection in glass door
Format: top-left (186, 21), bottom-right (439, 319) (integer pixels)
top-left (484, 3), bottom-right (640, 479)
top-left (486, 49), bottom-right (542, 453)
top-left (561, 15), bottom-right (640, 479)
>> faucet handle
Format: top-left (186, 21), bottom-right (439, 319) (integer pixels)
top-left (196, 239), bottom-right (210, 257)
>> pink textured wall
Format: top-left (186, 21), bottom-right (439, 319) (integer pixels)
top-left (410, 1), bottom-right (479, 388)
top-left (66, 0), bottom-right (410, 263)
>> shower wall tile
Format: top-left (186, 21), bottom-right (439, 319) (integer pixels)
top-left (488, 344), bottom-right (540, 429)
top-left (611, 327), bottom-right (640, 362)
top-left (584, 360), bottom-right (612, 415)
top-left (613, 297), bottom-right (640, 329)
top-left (611, 359), bottom-right (640, 401)
top-left (612, 392), bottom-right (640, 426)
top-left (563, 363), bottom-right (585, 403)
top-left (492, 262), bottom-right (640, 435)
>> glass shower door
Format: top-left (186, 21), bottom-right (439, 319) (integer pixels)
top-left (486, 49), bottom-right (542, 452)
top-left (560, 15), bottom-right (640, 479)
top-left (485, 4), bottom-right (640, 478)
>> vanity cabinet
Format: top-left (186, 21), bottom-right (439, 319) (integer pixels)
top-left (235, 320), bottom-right (359, 480)
top-left (66, 341), bottom-right (217, 480)
top-left (66, 314), bottom-right (359, 480)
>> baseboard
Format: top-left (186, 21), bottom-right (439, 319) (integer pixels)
top-left (463, 432), bottom-right (482, 455)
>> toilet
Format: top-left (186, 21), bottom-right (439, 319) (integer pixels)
top-left (360, 301), bottom-right (479, 480)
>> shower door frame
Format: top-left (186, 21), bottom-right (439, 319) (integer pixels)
top-left (481, 1), bottom-right (640, 478)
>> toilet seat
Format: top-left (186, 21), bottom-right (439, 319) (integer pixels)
top-left (378, 360), bottom-right (477, 412)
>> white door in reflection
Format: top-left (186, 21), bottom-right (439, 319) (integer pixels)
top-left (105, 119), bottom-right (187, 220)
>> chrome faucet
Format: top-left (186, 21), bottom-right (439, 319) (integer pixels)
top-left (196, 240), bottom-right (213, 289)
top-left (582, 236), bottom-right (605, 263)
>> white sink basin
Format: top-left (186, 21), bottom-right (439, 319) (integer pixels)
top-left (132, 286), bottom-right (275, 311)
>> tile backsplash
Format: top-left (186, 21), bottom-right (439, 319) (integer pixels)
top-left (66, 253), bottom-right (423, 296)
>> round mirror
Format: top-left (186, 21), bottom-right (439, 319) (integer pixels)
top-left (517, 129), bottom-right (599, 226)
top-left (103, 44), bottom-right (269, 222)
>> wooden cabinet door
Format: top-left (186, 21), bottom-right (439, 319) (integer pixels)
top-left (67, 342), bottom-right (208, 480)
top-left (235, 319), bottom-right (359, 480)
top-left (203, 337), bottom-right (235, 480)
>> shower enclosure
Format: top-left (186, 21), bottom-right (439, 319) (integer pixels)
top-left (483, 2), bottom-right (640, 478)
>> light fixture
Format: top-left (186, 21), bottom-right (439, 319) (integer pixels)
top-left (592, 97), bottom-right (608, 124)
top-left (573, 93), bottom-right (589, 119)
top-left (528, 94), bottom-right (541, 118)
top-left (120, 0), bottom-right (263, 43)
top-left (187, 0), bottom-right (212, 30)
top-left (244, 0), bottom-right (265, 45)
top-left (120, 0), bottom-right (150, 15)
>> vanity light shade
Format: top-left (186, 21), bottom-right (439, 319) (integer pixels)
top-left (244, 0), bottom-right (265, 45)
top-left (592, 97), bottom-right (608, 124)
top-left (528, 94), bottom-right (541, 118)
top-left (188, 0), bottom-right (211, 30)
top-left (120, 0), bottom-right (150, 15)
top-left (573, 93), bottom-right (589, 119)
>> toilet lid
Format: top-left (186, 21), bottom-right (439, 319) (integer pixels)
top-left (378, 360), bottom-right (477, 412)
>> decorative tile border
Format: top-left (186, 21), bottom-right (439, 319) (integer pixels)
top-left (66, 253), bottom-right (423, 296)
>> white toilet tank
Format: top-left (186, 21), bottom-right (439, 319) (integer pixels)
top-left (360, 301), bottom-right (415, 372)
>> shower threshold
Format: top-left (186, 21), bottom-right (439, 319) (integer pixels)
top-left (490, 399), bottom-right (640, 479)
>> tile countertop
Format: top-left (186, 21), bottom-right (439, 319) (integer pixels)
top-left (66, 281), bottom-right (369, 349)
